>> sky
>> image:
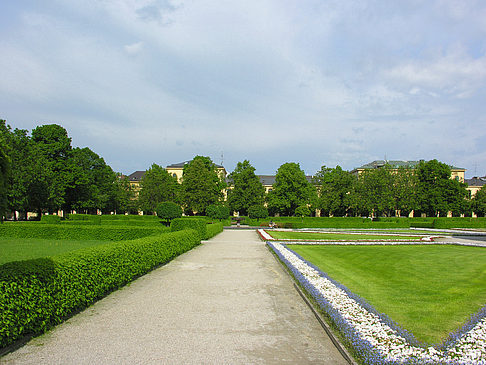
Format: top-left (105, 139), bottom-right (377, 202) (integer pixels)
top-left (1, 0), bottom-right (485, 178)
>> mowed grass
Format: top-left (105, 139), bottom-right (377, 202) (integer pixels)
top-left (287, 244), bottom-right (486, 344)
top-left (269, 231), bottom-right (422, 241)
top-left (0, 237), bottom-right (111, 265)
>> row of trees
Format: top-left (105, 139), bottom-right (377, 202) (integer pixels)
top-left (226, 160), bottom-right (486, 218)
top-left (0, 121), bottom-right (135, 220)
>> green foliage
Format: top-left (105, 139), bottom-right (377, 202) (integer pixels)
top-left (0, 136), bottom-right (10, 222)
top-left (40, 215), bottom-right (61, 224)
top-left (473, 186), bottom-right (486, 217)
top-left (227, 160), bottom-right (265, 215)
top-left (181, 156), bottom-right (226, 215)
top-left (0, 223), bottom-right (165, 241)
top-left (416, 160), bottom-right (468, 217)
top-left (206, 204), bottom-right (230, 221)
top-left (248, 205), bottom-right (268, 221)
top-left (206, 222), bottom-right (223, 239)
top-left (294, 205), bottom-right (311, 218)
top-left (138, 164), bottom-right (180, 214)
top-left (170, 217), bottom-right (208, 240)
top-left (0, 230), bottom-right (200, 348)
top-left (357, 165), bottom-right (396, 217)
top-left (156, 202), bottom-right (182, 223)
top-left (267, 162), bottom-right (316, 216)
top-left (313, 165), bottom-right (355, 217)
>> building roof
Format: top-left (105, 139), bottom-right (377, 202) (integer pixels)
top-left (167, 161), bottom-right (225, 169)
top-left (465, 177), bottom-right (486, 187)
top-left (352, 160), bottom-right (466, 172)
top-left (127, 171), bottom-right (146, 182)
top-left (257, 175), bottom-right (313, 186)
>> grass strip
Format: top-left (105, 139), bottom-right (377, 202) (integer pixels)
top-left (288, 244), bottom-right (486, 344)
top-left (269, 231), bottom-right (422, 241)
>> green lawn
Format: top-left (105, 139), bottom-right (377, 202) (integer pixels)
top-left (269, 231), bottom-right (422, 241)
top-left (0, 237), bottom-right (111, 265)
top-left (288, 244), bottom-right (486, 344)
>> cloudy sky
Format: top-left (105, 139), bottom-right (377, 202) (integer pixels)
top-left (1, 0), bottom-right (485, 177)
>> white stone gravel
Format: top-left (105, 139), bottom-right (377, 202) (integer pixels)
top-left (261, 230), bottom-right (486, 365)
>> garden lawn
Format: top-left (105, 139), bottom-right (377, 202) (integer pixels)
top-left (0, 237), bottom-right (111, 265)
top-left (269, 231), bottom-right (422, 241)
top-left (288, 244), bottom-right (486, 344)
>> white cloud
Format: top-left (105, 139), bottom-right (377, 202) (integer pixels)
top-left (124, 41), bottom-right (143, 55)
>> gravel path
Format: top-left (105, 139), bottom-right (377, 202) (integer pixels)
top-left (1, 230), bottom-right (347, 365)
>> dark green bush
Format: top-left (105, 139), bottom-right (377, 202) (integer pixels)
top-left (0, 229), bottom-right (199, 349)
top-left (0, 223), bottom-right (166, 241)
top-left (40, 215), bottom-right (61, 224)
top-left (206, 205), bottom-right (230, 222)
top-left (170, 218), bottom-right (207, 240)
top-left (156, 202), bottom-right (182, 224)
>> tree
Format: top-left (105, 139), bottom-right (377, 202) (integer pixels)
top-left (156, 201), bottom-right (182, 224)
top-left (357, 165), bottom-right (395, 217)
top-left (267, 162), bottom-right (316, 216)
top-left (206, 204), bottom-right (230, 222)
top-left (472, 186), bottom-right (486, 217)
top-left (108, 174), bottom-right (138, 214)
top-left (0, 141), bottom-right (10, 222)
top-left (30, 124), bottom-right (73, 214)
top-left (181, 156), bottom-right (226, 215)
top-left (295, 205), bottom-right (311, 221)
top-left (64, 147), bottom-right (118, 213)
top-left (227, 160), bottom-right (265, 215)
top-left (393, 167), bottom-right (418, 217)
top-left (248, 205), bottom-right (268, 221)
top-left (138, 164), bottom-right (179, 214)
top-left (416, 160), bottom-right (468, 216)
top-left (313, 165), bottom-right (355, 216)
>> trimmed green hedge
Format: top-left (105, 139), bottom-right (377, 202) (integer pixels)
top-left (206, 222), bottom-right (223, 239)
top-left (170, 219), bottom-right (224, 240)
top-left (0, 229), bottom-right (200, 348)
top-left (40, 215), bottom-right (61, 224)
top-left (170, 218), bottom-right (207, 240)
top-left (410, 218), bottom-right (486, 229)
top-left (65, 214), bottom-right (163, 226)
top-left (0, 223), bottom-right (167, 241)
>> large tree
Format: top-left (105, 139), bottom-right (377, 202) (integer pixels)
top-left (313, 165), bottom-right (355, 217)
top-left (416, 159), bottom-right (468, 216)
top-left (393, 167), bottom-right (418, 217)
top-left (227, 160), bottom-right (265, 215)
top-left (267, 162), bottom-right (315, 216)
top-left (357, 165), bottom-right (395, 217)
top-left (472, 186), bottom-right (486, 217)
top-left (138, 164), bottom-right (180, 214)
top-left (0, 140), bottom-right (10, 222)
top-left (181, 156), bottom-right (226, 215)
top-left (30, 124), bottom-right (73, 214)
top-left (64, 147), bottom-right (118, 213)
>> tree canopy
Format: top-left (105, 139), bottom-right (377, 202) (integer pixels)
top-left (138, 164), bottom-right (179, 214)
top-left (227, 160), bottom-right (265, 215)
top-left (182, 156), bottom-right (226, 215)
top-left (267, 162), bottom-right (316, 216)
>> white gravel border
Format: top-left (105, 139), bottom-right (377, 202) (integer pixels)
top-left (261, 230), bottom-right (486, 364)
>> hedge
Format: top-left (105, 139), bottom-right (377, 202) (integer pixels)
top-left (40, 215), bottom-right (61, 224)
top-left (170, 218), bottom-right (208, 240)
top-left (410, 218), bottom-right (486, 229)
top-left (0, 229), bottom-right (200, 349)
top-left (0, 223), bottom-right (167, 241)
top-left (206, 222), bottom-right (223, 239)
top-left (170, 219), bottom-right (224, 240)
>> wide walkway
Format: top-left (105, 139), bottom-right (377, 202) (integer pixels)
top-left (1, 230), bottom-right (347, 364)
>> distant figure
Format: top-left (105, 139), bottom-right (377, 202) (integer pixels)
top-left (269, 220), bottom-right (275, 228)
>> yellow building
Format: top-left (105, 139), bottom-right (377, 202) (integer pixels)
top-left (350, 160), bottom-right (466, 182)
top-left (465, 176), bottom-right (486, 198)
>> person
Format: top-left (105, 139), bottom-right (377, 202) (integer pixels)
top-left (269, 220), bottom-right (274, 228)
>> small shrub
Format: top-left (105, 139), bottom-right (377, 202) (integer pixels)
top-left (156, 202), bottom-right (182, 225)
top-left (206, 205), bottom-right (230, 222)
top-left (248, 205), bottom-right (268, 221)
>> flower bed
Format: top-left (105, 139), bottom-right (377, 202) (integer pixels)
top-left (261, 230), bottom-right (486, 364)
